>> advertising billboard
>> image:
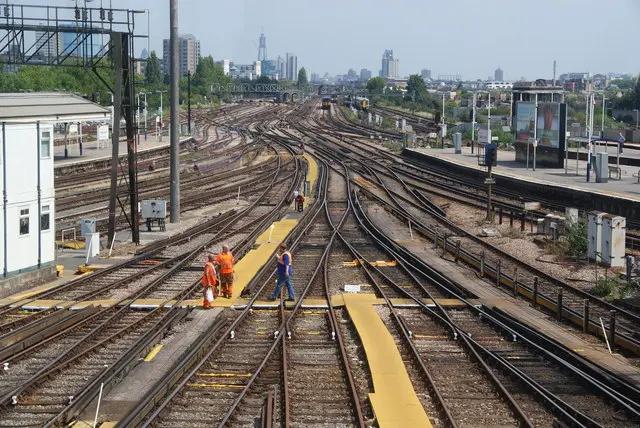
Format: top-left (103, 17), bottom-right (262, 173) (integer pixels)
top-left (515, 102), bottom-right (535, 143)
top-left (536, 103), bottom-right (561, 148)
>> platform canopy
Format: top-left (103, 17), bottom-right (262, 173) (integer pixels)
top-left (0, 92), bottom-right (110, 124)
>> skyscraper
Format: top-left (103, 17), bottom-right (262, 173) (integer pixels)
top-left (360, 68), bottom-right (372, 81)
top-left (276, 56), bottom-right (286, 80)
top-left (258, 32), bottom-right (267, 61)
top-left (163, 34), bottom-right (200, 76)
top-left (381, 49), bottom-right (399, 79)
top-left (286, 53), bottom-right (298, 81)
top-left (34, 30), bottom-right (60, 58)
top-left (494, 67), bottom-right (504, 81)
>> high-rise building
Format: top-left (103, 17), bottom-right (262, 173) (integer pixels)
top-left (420, 69), bottom-right (432, 80)
top-left (276, 56), bottom-right (286, 80)
top-left (381, 49), bottom-right (399, 79)
top-left (494, 67), bottom-right (504, 81)
top-left (258, 32), bottom-right (267, 61)
top-left (163, 34), bottom-right (200, 76)
top-left (360, 68), bottom-right (372, 81)
top-left (286, 53), bottom-right (298, 80)
top-left (34, 30), bottom-right (60, 58)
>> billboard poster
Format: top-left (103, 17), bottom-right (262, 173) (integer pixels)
top-left (515, 102), bottom-right (535, 142)
top-left (536, 103), bottom-right (560, 148)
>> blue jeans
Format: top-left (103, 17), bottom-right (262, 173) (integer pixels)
top-left (271, 274), bottom-right (294, 299)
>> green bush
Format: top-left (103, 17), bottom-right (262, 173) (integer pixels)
top-left (565, 219), bottom-right (587, 259)
top-left (591, 277), bottom-right (635, 301)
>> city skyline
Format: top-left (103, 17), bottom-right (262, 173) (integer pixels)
top-left (15, 0), bottom-right (640, 80)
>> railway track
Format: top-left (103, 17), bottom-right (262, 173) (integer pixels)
top-left (300, 105), bottom-right (640, 356)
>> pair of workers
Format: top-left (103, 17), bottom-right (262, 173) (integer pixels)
top-left (202, 243), bottom-right (295, 308)
top-left (201, 245), bottom-right (236, 308)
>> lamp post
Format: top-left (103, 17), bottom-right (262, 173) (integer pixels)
top-left (634, 109), bottom-right (639, 129)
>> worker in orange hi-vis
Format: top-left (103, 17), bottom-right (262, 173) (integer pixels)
top-left (201, 254), bottom-right (218, 309)
top-left (215, 245), bottom-right (236, 298)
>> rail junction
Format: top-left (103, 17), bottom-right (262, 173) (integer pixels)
top-left (0, 98), bottom-right (639, 427)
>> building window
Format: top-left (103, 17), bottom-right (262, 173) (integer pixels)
top-left (19, 208), bottom-right (29, 235)
top-left (41, 205), bottom-right (50, 231)
top-left (40, 130), bottom-right (51, 158)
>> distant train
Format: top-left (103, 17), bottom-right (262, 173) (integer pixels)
top-left (352, 96), bottom-right (369, 112)
top-left (321, 96), bottom-right (332, 110)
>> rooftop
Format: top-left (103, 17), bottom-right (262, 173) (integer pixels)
top-left (0, 92), bottom-right (110, 123)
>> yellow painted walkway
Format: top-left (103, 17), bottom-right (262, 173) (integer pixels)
top-left (210, 152), bottom-right (320, 307)
top-left (343, 293), bottom-right (432, 428)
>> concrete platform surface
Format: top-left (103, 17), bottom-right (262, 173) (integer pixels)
top-left (54, 132), bottom-right (189, 169)
top-left (407, 147), bottom-right (640, 202)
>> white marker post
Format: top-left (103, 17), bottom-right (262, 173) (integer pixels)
top-left (408, 220), bottom-right (413, 240)
top-left (268, 224), bottom-right (275, 243)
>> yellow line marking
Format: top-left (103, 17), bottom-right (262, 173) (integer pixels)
top-left (343, 293), bottom-right (432, 428)
top-left (143, 344), bottom-right (164, 362)
top-left (187, 383), bottom-right (245, 389)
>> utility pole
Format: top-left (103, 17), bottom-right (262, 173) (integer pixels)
top-left (601, 94), bottom-right (606, 137)
top-left (169, 0), bottom-right (180, 223)
top-left (471, 92), bottom-right (476, 154)
top-left (187, 70), bottom-right (192, 135)
top-left (586, 92), bottom-right (594, 182)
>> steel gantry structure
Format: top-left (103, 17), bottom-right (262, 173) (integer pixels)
top-left (0, 3), bottom-right (148, 245)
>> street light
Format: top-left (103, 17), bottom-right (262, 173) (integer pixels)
top-left (634, 109), bottom-right (639, 129)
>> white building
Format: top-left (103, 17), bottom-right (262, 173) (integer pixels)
top-left (485, 81), bottom-right (513, 90)
top-left (0, 93), bottom-right (109, 284)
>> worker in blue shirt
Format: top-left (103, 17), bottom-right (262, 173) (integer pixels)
top-left (270, 243), bottom-right (295, 301)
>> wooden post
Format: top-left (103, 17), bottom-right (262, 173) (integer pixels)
top-left (509, 211), bottom-right (514, 228)
top-left (496, 260), bottom-right (502, 287)
top-left (513, 268), bottom-right (518, 297)
top-left (520, 212), bottom-right (525, 232)
top-left (533, 276), bottom-right (539, 307)
top-left (583, 299), bottom-right (590, 333)
top-left (455, 241), bottom-right (461, 264)
top-left (557, 288), bottom-right (563, 321)
top-left (498, 207), bottom-right (503, 224)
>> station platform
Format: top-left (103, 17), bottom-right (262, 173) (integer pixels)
top-left (54, 132), bottom-right (191, 169)
top-left (344, 293), bottom-right (432, 427)
top-left (406, 146), bottom-right (640, 203)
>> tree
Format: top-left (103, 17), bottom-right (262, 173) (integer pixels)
top-left (145, 51), bottom-right (162, 86)
top-left (297, 67), bottom-right (308, 87)
top-left (366, 77), bottom-right (385, 94)
top-left (406, 74), bottom-right (427, 102)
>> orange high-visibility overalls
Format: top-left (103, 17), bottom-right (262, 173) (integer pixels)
top-left (215, 252), bottom-right (235, 298)
top-left (201, 261), bottom-right (218, 308)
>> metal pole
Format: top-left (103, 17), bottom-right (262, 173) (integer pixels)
top-left (187, 70), bottom-right (192, 135)
top-left (471, 92), bottom-right (476, 154)
top-left (601, 95), bottom-right (605, 137)
top-left (169, 0), bottom-right (180, 223)
top-left (107, 33), bottom-right (122, 246)
top-left (587, 92), bottom-right (593, 182)
top-left (122, 33), bottom-right (140, 244)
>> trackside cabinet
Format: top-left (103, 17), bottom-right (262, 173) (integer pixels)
top-left (601, 215), bottom-right (626, 267)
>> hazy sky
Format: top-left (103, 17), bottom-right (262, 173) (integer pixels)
top-left (18, 0), bottom-right (640, 80)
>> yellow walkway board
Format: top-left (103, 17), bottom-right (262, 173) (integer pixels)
top-left (303, 153), bottom-right (318, 195)
top-left (343, 293), bottom-right (432, 428)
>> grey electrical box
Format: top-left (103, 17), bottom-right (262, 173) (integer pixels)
top-left (601, 215), bottom-right (626, 267)
top-left (453, 132), bottom-right (462, 154)
top-left (587, 211), bottom-right (605, 262)
top-left (80, 218), bottom-right (96, 237)
top-left (141, 199), bottom-right (167, 219)
top-left (595, 152), bottom-right (608, 183)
